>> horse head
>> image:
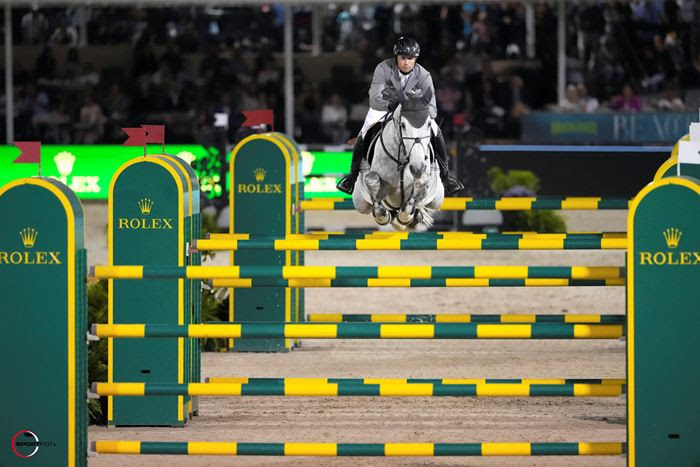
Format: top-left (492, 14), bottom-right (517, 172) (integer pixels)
top-left (393, 91), bottom-right (434, 179)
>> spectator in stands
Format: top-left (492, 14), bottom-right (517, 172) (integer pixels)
top-left (558, 84), bottom-right (582, 112)
top-left (79, 62), bottom-right (100, 86)
top-left (471, 10), bottom-right (491, 53)
top-left (49, 18), bottom-right (78, 46)
top-left (594, 33), bottom-right (625, 99)
top-left (610, 84), bottom-right (643, 112)
top-left (321, 93), bottom-right (348, 144)
top-left (655, 86), bottom-right (685, 111)
top-left (336, 8), bottom-right (356, 52)
top-left (78, 91), bottom-right (106, 143)
top-left (576, 3), bottom-right (605, 71)
top-left (62, 47), bottom-right (83, 82)
top-left (577, 83), bottom-right (599, 113)
top-left (104, 83), bottom-right (131, 122)
top-left (503, 74), bottom-right (530, 137)
top-left (21, 6), bottom-right (49, 44)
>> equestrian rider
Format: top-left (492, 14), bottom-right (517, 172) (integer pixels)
top-left (336, 36), bottom-right (464, 196)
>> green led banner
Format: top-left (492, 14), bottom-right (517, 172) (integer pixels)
top-left (303, 150), bottom-right (350, 198)
top-left (0, 145), bottom-right (218, 200)
top-left (0, 145), bottom-right (350, 200)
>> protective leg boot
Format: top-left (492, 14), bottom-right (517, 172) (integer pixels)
top-left (433, 130), bottom-right (464, 196)
top-left (336, 135), bottom-right (364, 195)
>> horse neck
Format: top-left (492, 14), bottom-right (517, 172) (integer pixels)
top-left (381, 113), bottom-right (404, 160)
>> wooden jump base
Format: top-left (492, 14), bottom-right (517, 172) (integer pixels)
top-left (301, 197), bottom-right (630, 211)
top-left (306, 313), bottom-right (626, 324)
top-left (92, 440), bottom-right (625, 456)
top-left (205, 377), bottom-right (627, 385)
top-left (93, 381), bottom-right (622, 397)
top-left (92, 265), bottom-right (625, 280)
top-left (91, 322), bottom-right (624, 339)
top-left (194, 232), bottom-right (628, 250)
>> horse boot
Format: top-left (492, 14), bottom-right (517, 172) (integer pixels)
top-left (433, 130), bottom-right (465, 196)
top-left (336, 134), bottom-right (364, 195)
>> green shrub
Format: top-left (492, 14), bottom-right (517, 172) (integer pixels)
top-left (487, 167), bottom-right (566, 233)
top-left (87, 280), bottom-right (108, 425)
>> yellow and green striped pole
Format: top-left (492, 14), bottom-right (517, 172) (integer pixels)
top-left (306, 313), bottom-right (625, 324)
top-left (93, 381), bottom-right (623, 397)
top-left (91, 322), bottom-right (624, 339)
top-left (210, 278), bottom-right (624, 287)
top-left (193, 232), bottom-right (628, 251)
top-left (300, 197), bottom-right (630, 211)
top-left (206, 377), bottom-right (626, 385)
top-left (93, 440), bottom-right (625, 457)
top-left (92, 265), bottom-right (625, 281)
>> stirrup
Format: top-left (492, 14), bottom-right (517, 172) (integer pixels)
top-left (442, 176), bottom-right (464, 196)
top-left (336, 175), bottom-right (356, 195)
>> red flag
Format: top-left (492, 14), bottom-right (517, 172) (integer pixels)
top-left (13, 141), bottom-right (42, 164)
top-left (241, 109), bottom-right (274, 128)
top-left (142, 124), bottom-right (165, 144)
top-left (452, 113), bottom-right (466, 127)
top-left (122, 127), bottom-right (147, 146)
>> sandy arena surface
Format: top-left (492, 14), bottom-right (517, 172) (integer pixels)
top-left (89, 210), bottom-right (628, 466)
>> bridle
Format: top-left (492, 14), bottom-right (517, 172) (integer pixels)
top-left (377, 106), bottom-right (432, 208)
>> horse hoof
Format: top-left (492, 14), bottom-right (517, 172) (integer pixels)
top-left (375, 215), bottom-right (392, 226)
top-left (396, 212), bottom-right (414, 225)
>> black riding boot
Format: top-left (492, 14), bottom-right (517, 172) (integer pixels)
top-left (433, 130), bottom-right (465, 196)
top-left (336, 135), bottom-right (364, 195)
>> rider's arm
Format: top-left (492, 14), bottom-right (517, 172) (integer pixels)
top-left (424, 72), bottom-right (438, 118)
top-left (369, 61), bottom-right (393, 111)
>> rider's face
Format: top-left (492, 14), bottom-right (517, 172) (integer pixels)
top-left (397, 55), bottom-right (417, 74)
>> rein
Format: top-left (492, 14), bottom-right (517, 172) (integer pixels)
top-left (377, 108), bottom-right (431, 206)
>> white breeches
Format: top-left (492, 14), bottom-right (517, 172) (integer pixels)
top-left (360, 108), bottom-right (440, 137)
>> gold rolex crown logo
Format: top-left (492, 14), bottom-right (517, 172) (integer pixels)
top-left (20, 227), bottom-right (38, 248)
top-left (138, 198), bottom-right (154, 215)
top-left (663, 228), bottom-right (681, 249)
top-left (254, 168), bottom-right (267, 182)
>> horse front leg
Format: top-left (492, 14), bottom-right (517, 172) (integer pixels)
top-left (364, 171), bottom-right (392, 226)
top-left (398, 168), bottom-right (428, 226)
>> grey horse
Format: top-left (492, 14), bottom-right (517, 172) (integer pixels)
top-left (352, 94), bottom-right (444, 230)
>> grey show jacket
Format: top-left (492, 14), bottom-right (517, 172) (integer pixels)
top-left (368, 59), bottom-right (437, 118)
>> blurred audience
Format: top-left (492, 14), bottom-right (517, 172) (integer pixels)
top-left (4, 1), bottom-right (698, 144)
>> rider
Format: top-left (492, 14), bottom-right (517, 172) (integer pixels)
top-left (336, 36), bottom-right (464, 196)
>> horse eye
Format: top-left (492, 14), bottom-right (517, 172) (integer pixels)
top-left (401, 123), bottom-right (406, 129)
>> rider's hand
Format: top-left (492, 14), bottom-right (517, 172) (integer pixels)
top-left (382, 87), bottom-right (398, 101)
top-left (405, 89), bottom-right (424, 99)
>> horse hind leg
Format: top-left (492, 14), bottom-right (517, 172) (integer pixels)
top-left (364, 171), bottom-right (392, 226)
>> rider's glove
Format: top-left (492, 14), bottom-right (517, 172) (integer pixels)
top-left (381, 87), bottom-right (398, 101)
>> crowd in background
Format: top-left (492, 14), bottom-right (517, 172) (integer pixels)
top-left (4, 1), bottom-right (700, 145)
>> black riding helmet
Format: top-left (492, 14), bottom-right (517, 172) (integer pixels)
top-left (393, 36), bottom-right (420, 57)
